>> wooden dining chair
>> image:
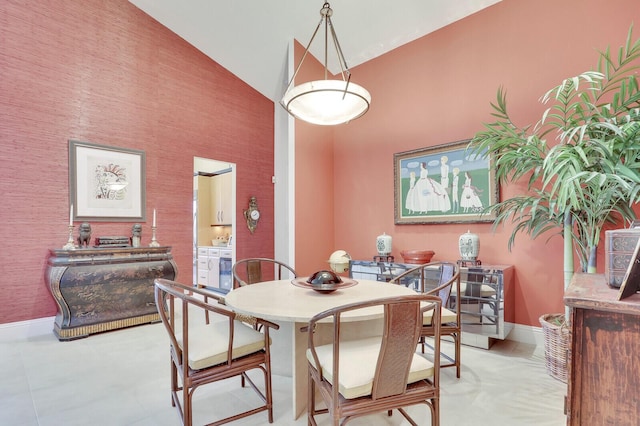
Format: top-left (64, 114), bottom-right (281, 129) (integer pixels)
top-left (306, 294), bottom-right (442, 426)
top-left (390, 261), bottom-right (462, 378)
top-left (232, 257), bottom-right (297, 288)
top-left (154, 278), bottom-right (280, 426)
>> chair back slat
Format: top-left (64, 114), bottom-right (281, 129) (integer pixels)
top-left (246, 259), bottom-right (263, 284)
top-left (389, 261), bottom-right (462, 378)
top-left (372, 301), bottom-right (422, 399)
top-left (233, 258), bottom-right (297, 287)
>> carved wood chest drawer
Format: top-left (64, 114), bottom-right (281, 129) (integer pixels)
top-left (604, 228), bottom-right (640, 287)
top-left (46, 246), bottom-right (177, 340)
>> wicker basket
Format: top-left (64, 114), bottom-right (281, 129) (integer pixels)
top-left (539, 313), bottom-right (571, 383)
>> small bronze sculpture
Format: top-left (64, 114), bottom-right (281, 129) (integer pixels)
top-left (78, 222), bottom-right (92, 247)
top-left (131, 223), bottom-right (142, 247)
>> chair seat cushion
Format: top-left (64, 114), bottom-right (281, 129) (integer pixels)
top-left (451, 282), bottom-right (497, 297)
top-left (306, 336), bottom-right (434, 399)
top-left (423, 307), bottom-right (457, 325)
top-left (178, 319), bottom-right (266, 370)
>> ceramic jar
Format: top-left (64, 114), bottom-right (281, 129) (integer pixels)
top-left (459, 230), bottom-right (480, 261)
top-left (376, 233), bottom-right (392, 256)
top-left (328, 250), bottom-right (351, 273)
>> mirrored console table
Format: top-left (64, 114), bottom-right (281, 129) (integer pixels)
top-left (46, 246), bottom-right (177, 341)
top-left (349, 260), bottom-right (514, 348)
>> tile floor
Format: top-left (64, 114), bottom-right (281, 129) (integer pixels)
top-left (1, 318), bottom-right (567, 425)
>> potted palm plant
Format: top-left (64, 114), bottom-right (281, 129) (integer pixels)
top-left (469, 26), bottom-right (640, 381)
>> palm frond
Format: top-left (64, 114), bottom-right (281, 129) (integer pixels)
top-left (470, 25), bottom-right (640, 273)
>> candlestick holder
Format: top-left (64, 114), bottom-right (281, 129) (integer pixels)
top-left (63, 225), bottom-right (76, 250)
top-left (149, 226), bottom-right (160, 247)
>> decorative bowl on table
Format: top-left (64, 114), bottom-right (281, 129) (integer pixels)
top-left (400, 250), bottom-right (435, 264)
top-left (291, 269), bottom-right (358, 293)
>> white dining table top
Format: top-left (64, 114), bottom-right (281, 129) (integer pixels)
top-left (224, 278), bottom-right (417, 322)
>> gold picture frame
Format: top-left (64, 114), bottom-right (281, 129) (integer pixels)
top-left (394, 139), bottom-right (498, 224)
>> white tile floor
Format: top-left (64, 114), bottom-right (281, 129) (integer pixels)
top-left (1, 318), bottom-right (567, 425)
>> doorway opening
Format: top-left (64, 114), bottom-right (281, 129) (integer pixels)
top-left (193, 157), bottom-right (236, 289)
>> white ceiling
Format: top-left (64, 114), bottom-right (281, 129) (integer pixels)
top-left (128, 0), bottom-right (501, 102)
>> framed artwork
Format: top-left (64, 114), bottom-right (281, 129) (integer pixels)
top-left (69, 140), bottom-right (146, 222)
top-left (394, 139), bottom-right (498, 224)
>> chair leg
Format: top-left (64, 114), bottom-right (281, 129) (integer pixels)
top-left (183, 384), bottom-right (192, 426)
top-left (455, 332), bottom-right (461, 378)
top-left (264, 363), bottom-right (274, 423)
top-left (170, 361), bottom-right (178, 407)
top-left (434, 395), bottom-right (440, 426)
top-left (308, 369), bottom-right (315, 425)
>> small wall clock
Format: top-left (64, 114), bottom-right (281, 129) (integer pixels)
top-left (243, 196), bottom-right (260, 234)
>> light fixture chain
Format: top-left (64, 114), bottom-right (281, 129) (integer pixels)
top-left (284, 16), bottom-right (324, 93)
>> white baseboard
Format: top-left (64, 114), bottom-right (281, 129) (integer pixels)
top-left (462, 322), bottom-right (544, 350)
top-left (506, 322), bottom-right (545, 347)
top-left (0, 316), bottom-right (55, 341)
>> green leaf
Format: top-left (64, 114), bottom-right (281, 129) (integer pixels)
top-left (470, 24), bottom-right (640, 276)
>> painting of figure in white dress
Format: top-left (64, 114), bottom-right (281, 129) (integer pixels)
top-left (394, 140), bottom-right (498, 224)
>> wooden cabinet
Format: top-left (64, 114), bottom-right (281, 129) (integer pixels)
top-left (211, 172), bottom-right (232, 225)
top-left (564, 273), bottom-right (640, 426)
top-left (46, 246), bottom-right (177, 340)
top-left (196, 175), bottom-right (212, 233)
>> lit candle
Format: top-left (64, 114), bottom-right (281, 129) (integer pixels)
top-left (153, 209), bottom-right (156, 227)
top-left (69, 204), bottom-right (73, 226)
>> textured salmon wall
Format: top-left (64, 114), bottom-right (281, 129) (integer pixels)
top-left (293, 41), bottom-right (337, 276)
top-left (0, 0), bottom-right (274, 324)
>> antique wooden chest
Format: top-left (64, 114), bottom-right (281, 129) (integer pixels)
top-left (46, 246), bottom-right (177, 340)
top-left (605, 228), bottom-right (640, 288)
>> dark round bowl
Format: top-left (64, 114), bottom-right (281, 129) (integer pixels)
top-left (307, 270), bottom-right (343, 286)
top-left (291, 275), bottom-right (358, 293)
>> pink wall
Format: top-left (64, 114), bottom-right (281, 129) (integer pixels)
top-left (297, 0), bottom-right (640, 326)
top-left (0, 0), bottom-right (275, 324)
top-left (2, 0), bottom-right (638, 328)
top-left (293, 42), bottom-right (337, 276)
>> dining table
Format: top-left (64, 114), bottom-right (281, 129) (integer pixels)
top-left (224, 277), bottom-right (418, 419)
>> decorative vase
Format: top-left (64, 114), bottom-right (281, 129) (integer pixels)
top-left (459, 230), bottom-right (480, 261)
top-left (328, 250), bottom-right (351, 273)
top-left (376, 233), bottom-right (392, 256)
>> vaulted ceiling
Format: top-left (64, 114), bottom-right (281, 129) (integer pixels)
top-left (128, 0), bottom-right (501, 101)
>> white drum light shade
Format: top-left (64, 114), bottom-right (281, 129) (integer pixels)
top-left (282, 80), bottom-right (371, 126)
top-left (281, 2), bottom-right (371, 126)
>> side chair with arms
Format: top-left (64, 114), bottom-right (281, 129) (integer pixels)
top-left (154, 278), bottom-right (280, 426)
top-left (390, 261), bottom-right (462, 378)
top-left (306, 294), bottom-right (442, 426)
top-left (232, 257), bottom-right (297, 288)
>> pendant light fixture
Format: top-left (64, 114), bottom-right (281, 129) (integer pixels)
top-left (281, 2), bottom-right (371, 126)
